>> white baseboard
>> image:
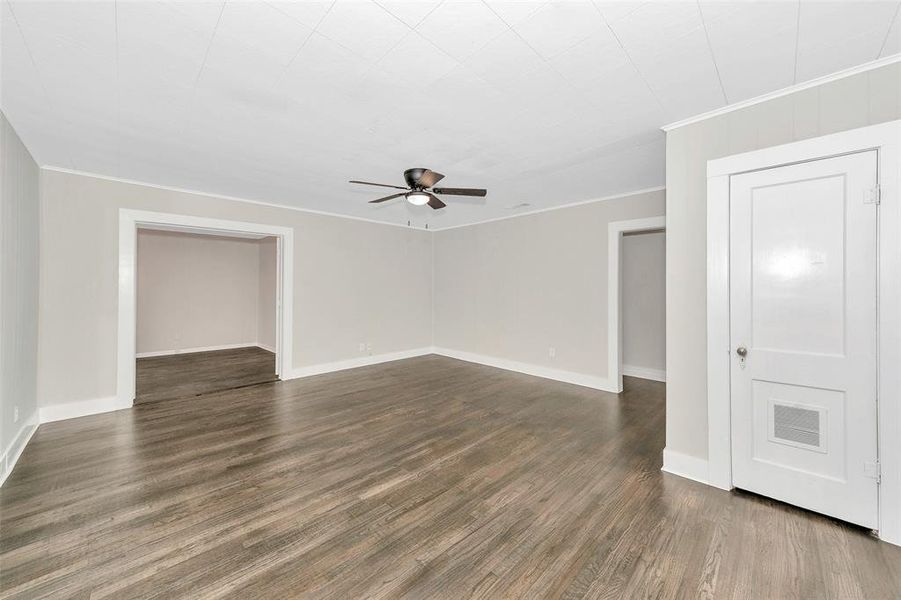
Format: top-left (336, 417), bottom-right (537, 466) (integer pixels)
top-left (661, 447), bottom-right (709, 485)
top-left (136, 343), bottom-right (270, 358)
top-left (257, 343), bottom-right (276, 353)
top-left (284, 347), bottom-right (434, 380)
top-left (0, 411), bottom-right (39, 487)
top-left (39, 396), bottom-right (133, 424)
top-left (432, 347), bottom-right (617, 392)
top-left (622, 364), bottom-right (666, 382)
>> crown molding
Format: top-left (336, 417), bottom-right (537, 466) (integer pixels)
top-left (662, 53), bottom-right (901, 132)
top-left (40, 166), bottom-right (419, 230)
top-left (428, 186), bottom-right (666, 231)
top-left (42, 166), bottom-right (664, 234)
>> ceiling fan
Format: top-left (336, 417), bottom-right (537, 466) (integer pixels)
top-left (350, 168), bottom-right (487, 210)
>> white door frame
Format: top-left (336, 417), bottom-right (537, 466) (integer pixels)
top-left (117, 209), bottom-right (294, 406)
top-left (608, 216), bottom-right (666, 392)
top-left (706, 120), bottom-right (901, 545)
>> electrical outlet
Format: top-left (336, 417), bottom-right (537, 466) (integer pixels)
top-left (548, 347), bottom-right (556, 359)
top-left (358, 342), bottom-right (366, 353)
top-left (13, 406), bottom-right (19, 423)
top-left (366, 343), bottom-right (373, 353)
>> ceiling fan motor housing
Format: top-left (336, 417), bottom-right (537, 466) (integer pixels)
top-left (404, 168), bottom-right (429, 189)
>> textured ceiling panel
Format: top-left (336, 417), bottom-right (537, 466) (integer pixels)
top-left (1, 0), bottom-right (899, 229)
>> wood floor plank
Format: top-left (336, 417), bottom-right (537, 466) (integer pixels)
top-left (135, 346), bottom-right (277, 404)
top-left (1, 355), bottom-right (899, 598)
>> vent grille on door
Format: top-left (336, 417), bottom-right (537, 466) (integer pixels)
top-left (773, 404), bottom-right (821, 448)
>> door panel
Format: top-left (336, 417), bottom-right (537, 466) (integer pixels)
top-left (730, 151), bottom-right (878, 528)
top-left (750, 176), bottom-right (846, 355)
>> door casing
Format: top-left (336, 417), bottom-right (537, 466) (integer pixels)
top-left (705, 120), bottom-right (901, 546)
top-left (118, 210), bottom-right (295, 407)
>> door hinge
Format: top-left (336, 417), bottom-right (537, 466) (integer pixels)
top-left (864, 186), bottom-right (881, 205)
top-left (864, 460), bottom-right (881, 483)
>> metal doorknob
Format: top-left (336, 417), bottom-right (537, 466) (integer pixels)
top-left (736, 346), bottom-right (748, 357)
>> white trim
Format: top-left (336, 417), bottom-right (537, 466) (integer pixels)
top-left (0, 411), bottom-right (38, 487)
top-left (429, 186), bottom-right (666, 232)
top-left (39, 396), bottom-right (132, 424)
top-left (43, 166), bottom-right (416, 230)
top-left (622, 364), bottom-right (666, 383)
top-left (662, 447), bottom-right (709, 485)
top-left (432, 347), bottom-right (617, 392)
top-left (706, 120), bottom-right (901, 545)
top-left (118, 210), bottom-right (294, 410)
top-left (608, 217), bottom-right (666, 393)
top-left (284, 347), bottom-right (434, 380)
top-left (663, 54), bottom-right (901, 131)
top-left (706, 174), bottom-right (732, 491)
top-left (135, 343), bottom-right (274, 358)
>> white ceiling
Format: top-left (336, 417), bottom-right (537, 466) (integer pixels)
top-left (2, 0), bottom-right (899, 229)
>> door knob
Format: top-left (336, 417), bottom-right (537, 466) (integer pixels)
top-left (736, 346), bottom-right (748, 357)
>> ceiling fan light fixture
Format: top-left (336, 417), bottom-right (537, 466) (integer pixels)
top-left (351, 170), bottom-right (486, 210)
top-left (406, 191), bottom-right (430, 206)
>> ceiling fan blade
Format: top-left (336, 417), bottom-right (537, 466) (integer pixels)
top-left (417, 169), bottom-right (445, 188)
top-left (427, 193), bottom-right (446, 210)
top-left (350, 180), bottom-right (409, 190)
top-left (369, 192), bottom-right (406, 204)
top-left (432, 187), bottom-right (487, 197)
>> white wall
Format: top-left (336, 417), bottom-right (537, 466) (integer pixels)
top-left (665, 61), bottom-right (901, 462)
top-left (433, 189), bottom-right (665, 385)
top-left (257, 236), bottom-right (277, 352)
top-left (37, 170), bottom-right (433, 411)
top-left (622, 230), bottom-right (665, 379)
top-left (1, 112), bottom-right (40, 480)
top-left (136, 230), bottom-right (271, 355)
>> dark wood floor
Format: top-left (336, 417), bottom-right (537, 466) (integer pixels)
top-left (1, 356), bottom-right (899, 599)
top-left (135, 346), bottom-right (277, 404)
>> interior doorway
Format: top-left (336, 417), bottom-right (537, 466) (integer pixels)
top-left (607, 216), bottom-right (666, 392)
top-left (134, 229), bottom-right (279, 403)
top-left (118, 210), bottom-right (295, 409)
top-left (621, 229), bottom-right (666, 384)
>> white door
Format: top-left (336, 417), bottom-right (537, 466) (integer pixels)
top-left (729, 150), bottom-right (878, 528)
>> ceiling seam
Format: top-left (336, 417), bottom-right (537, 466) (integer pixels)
top-left (270, 0), bottom-right (336, 90)
top-left (372, 0), bottom-right (432, 30)
top-left (192, 1), bottom-right (225, 88)
top-left (478, 0), bottom-right (592, 117)
top-left (589, 1), bottom-right (669, 121)
top-left (696, 1), bottom-right (729, 105)
top-left (3, 0), bottom-right (77, 170)
top-left (365, 0), bottom-right (418, 66)
top-left (479, 0), bottom-right (548, 63)
top-left (876, 2), bottom-right (901, 59)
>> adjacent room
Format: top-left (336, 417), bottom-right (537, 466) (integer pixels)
top-left (621, 228), bottom-right (666, 384)
top-left (1, 1), bottom-right (900, 597)
top-left (135, 229), bottom-right (279, 404)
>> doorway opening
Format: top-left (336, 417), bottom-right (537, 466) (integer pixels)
top-left (134, 229), bottom-right (279, 403)
top-left (607, 216), bottom-right (666, 392)
top-left (118, 210), bottom-right (295, 408)
top-left (621, 229), bottom-right (666, 385)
